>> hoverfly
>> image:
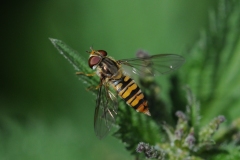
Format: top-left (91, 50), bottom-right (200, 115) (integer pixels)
top-left (76, 47), bottom-right (185, 139)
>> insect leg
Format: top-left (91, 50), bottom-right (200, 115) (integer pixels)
top-left (86, 83), bottom-right (102, 91)
top-left (76, 72), bottom-right (100, 91)
top-left (76, 72), bottom-right (95, 76)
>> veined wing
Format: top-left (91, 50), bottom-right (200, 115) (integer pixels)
top-left (94, 81), bottom-right (118, 139)
top-left (118, 54), bottom-right (185, 76)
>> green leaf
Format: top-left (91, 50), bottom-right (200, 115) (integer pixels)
top-left (177, 0), bottom-right (240, 124)
top-left (49, 1), bottom-right (240, 159)
top-left (49, 38), bottom-right (99, 91)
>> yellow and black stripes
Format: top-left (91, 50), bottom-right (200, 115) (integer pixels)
top-left (111, 75), bottom-right (151, 116)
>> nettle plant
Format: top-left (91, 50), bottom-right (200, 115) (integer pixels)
top-left (50, 0), bottom-right (240, 159)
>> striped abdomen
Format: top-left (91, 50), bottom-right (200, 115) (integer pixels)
top-left (111, 75), bottom-right (151, 116)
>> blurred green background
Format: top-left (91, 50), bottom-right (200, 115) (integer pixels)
top-left (1, 0), bottom-right (220, 159)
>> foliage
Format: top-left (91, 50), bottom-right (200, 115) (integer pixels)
top-left (176, 0), bottom-right (240, 124)
top-left (50, 0), bottom-right (240, 159)
top-left (49, 38), bottom-right (99, 95)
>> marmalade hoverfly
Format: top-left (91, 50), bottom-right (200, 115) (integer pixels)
top-left (76, 47), bottom-right (185, 139)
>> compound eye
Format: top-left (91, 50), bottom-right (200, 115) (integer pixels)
top-left (98, 50), bottom-right (107, 57)
top-left (88, 56), bottom-right (101, 69)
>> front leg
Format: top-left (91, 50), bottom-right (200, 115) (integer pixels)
top-left (76, 71), bottom-right (99, 91)
top-left (86, 82), bottom-right (102, 91)
top-left (76, 72), bottom-right (95, 77)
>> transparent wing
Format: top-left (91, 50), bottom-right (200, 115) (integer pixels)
top-left (118, 54), bottom-right (185, 76)
top-left (94, 81), bottom-right (118, 139)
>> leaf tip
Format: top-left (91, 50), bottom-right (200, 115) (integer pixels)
top-left (49, 37), bottom-right (57, 44)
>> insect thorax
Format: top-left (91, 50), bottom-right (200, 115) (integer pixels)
top-left (97, 57), bottom-right (122, 80)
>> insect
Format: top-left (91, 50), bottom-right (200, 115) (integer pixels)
top-left (77, 47), bottom-right (185, 139)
